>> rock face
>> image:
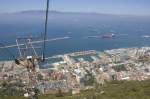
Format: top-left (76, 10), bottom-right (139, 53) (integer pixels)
top-left (0, 61), bottom-right (29, 83)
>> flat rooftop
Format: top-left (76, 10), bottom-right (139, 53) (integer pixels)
top-left (39, 57), bottom-right (64, 69)
top-left (71, 54), bottom-right (100, 62)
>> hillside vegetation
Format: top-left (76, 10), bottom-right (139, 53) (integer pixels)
top-left (0, 80), bottom-right (150, 99)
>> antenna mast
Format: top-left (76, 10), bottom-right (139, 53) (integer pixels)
top-left (42, 0), bottom-right (50, 61)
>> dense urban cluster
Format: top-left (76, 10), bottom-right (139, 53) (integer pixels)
top-left (0, 47), bottom-right (150, 97)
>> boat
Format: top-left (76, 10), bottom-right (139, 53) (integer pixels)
top-left (101, 33), bottom-right (115, 38)
top-left (142, 35), bottom-right (150, 38)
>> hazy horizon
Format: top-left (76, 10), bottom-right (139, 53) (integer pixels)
top-left (1, 10), bottom-right (150, 17)
top-left (0, 0), bottom-right (150, 16)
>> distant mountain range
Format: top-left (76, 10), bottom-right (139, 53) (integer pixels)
top-left (1, 10), bottom-right (149, 19)
top-left (0, 10), bottom-right (130, 16)
top-left (1, 10), bottom-right (142, 17)
top-left (17, 10), bottom-right (63, 14)
top-left (13, 10), bottom-right (109, 15)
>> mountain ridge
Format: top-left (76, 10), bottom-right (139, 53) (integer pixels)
top-left (1, 10), bottom-right (149, 17)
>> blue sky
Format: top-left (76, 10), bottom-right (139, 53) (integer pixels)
top-left (0, 0), bottom-right (150, 15)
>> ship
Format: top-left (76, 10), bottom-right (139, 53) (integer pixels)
top-left (142, 35), bottom-right (150, 38)
top-left (86, 33), bottom-right (115, 39)
top-left (101, 33), bottom-right (115, 38)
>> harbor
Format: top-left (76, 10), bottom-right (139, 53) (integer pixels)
top-left (1, 47), bottom-right (150, 94)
